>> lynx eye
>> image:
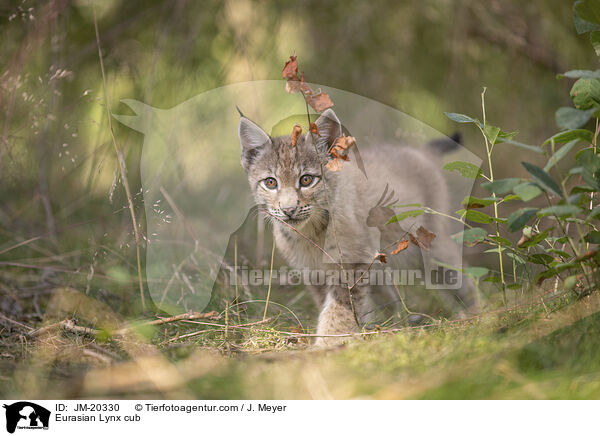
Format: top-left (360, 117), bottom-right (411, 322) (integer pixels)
top-left (299, 174), bottom-right (315, 187)
top-left (262, 177), bottom-right (278, 190)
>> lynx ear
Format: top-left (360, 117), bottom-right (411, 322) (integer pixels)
top-left (308, 108), bottom-right (342, 152)
top-left (238, 116), bottom-right (271, 171)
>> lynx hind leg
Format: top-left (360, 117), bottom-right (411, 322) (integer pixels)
top-left (314, 287), bottom-right (369, 348)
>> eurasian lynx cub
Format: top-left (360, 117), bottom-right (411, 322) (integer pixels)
top-left (238, 109), bottom-right (476, 346)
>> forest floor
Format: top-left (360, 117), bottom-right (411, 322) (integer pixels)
top-left (2, 279), bottom-right (600, 400)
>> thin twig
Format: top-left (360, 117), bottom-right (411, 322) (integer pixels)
top-left (138, 311), bottom-right (220, 327)
top-left (167, 317), bottom-right (274, 342)
top-left (234, 235), bottom-right (240, 324)
top-left (29, 319), bottom-right (97, 338)
top-left (0, 313), bottom-right (33, 332)
top-left (28, 311), bottom-right (219, 338)
top-left (263, 240), bottom-right (276, 321)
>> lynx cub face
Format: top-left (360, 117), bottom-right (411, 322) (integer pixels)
top-left (238, 112), bottom-right (341, 232)
top-left (238, 109), bottom-right (476, 346)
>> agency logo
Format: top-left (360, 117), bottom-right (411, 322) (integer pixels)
top-left (2, 402), bottom-right (50, 434)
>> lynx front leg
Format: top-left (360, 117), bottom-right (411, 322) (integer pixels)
top-left (314, 286), bottom-right (367, 347)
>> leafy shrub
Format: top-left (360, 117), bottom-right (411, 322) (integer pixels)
top-left (391, 0), bottom-right (600, 302)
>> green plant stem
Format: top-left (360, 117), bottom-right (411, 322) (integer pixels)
top-left (479, 88), bottom-right (506, 302)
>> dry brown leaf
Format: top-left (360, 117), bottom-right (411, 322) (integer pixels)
top-left (286, 77), bottom-right (313, 95)
top-left (334, 135), bottom-right (356, 151)
top-left (375, 252), bottom-right (387, 263)
top-left (325, 158), bottom-right (343, 172)
top-left (330, 147), bottom-right (349, 161)
top-left (327, 134), bottom-right (355, 170)
top-left (408, 233), bottom-right (419, 248)
top-left (390, 239), bottom-right (410, 255)
top-left (282, 55), bottom-right (334, 113)
top-left (282, 55), bottom-right (298, 79)
top-left (291, 124), bottom-right (302, 147)
top-left (305, 91), bottom-right (334, 112)
top-left (417, 226), bottom-right (435, 250)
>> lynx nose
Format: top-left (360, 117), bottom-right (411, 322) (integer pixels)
top-left (281, 205), bottom-right (297, 218)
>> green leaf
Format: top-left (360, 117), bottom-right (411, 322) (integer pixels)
top-left (483, 276), bottom-right (502, 283)
top-left (548, 248), bottom-right (571, 258)
top-left (571, 185), bottom-right (596, 194)
top-left (482, 178), bottom-right (521, 195)
top-left (576, 148), bottom-right (600, 189)
top-left (576, 148), bottom-right (600, 172)
top-left (555, 107), bottom-right (597, 130)
top-left (388, 209), bottom-right (424, 223)
top-left (489, 235), bottom-right (512, 247)
top-left (501, 139), bottom-right (544, 154)
top-left (464, 266), bottom-right (489, 279)
top-left (528, 253), bottom-right (554, 265)
top-left (570, 78), bottom-right (600, 110)
top-left (507, 252), bottom-right (526, 264)
top-left (513, 183), bottom-right (543, 202)
top-left (575, 0), bottom-right (600, 28)
top-left (484, 247), bottom-right (506, 253)
top-left (444, 112), bottom-right (481, 125)
top-left (549, 236), bottom-right (569, 244)
top-left (544, 139), bottom-right (578, 171)
top-left (555, 261), bottom-right (584, 272)
top-left (589, 206), bottom-right (600, 219)
top-left (584, 230), bottom-right (600, 243)
top-left (518, 230), bottom-right (549, 248)
top-left (443, 161), bottom-right (482, 179)
top-left (535, 268), bottom-right (559, 284)
top-left (481, 125), bottom-right (519, 146)
top-left (521, 162), bottom-right (564, 197)
top-left (507, 208), bottom-right (538, 232)
top-left (559, 69), bottom-right (600, 79)
top-left (502, 194), bottom-right (521, 202)
top-left (544, 129), bottom-right (594, 144)
top-left (391, 203), bottom-right (422, 208)
top-left (538, 205), bottom-right (583, 217)
top-left (483, 125), bottom-right (500, 145)
top-left (453, 228), bottom-right (488, 246)
top-left (496, 130), bottom-right (519, 143)
top-left (462, 196), bottom-right (496, 209)
top-left (455, 209), bottom-right (494, 224)
top-left (507, 283), bottom-right (522, 290)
